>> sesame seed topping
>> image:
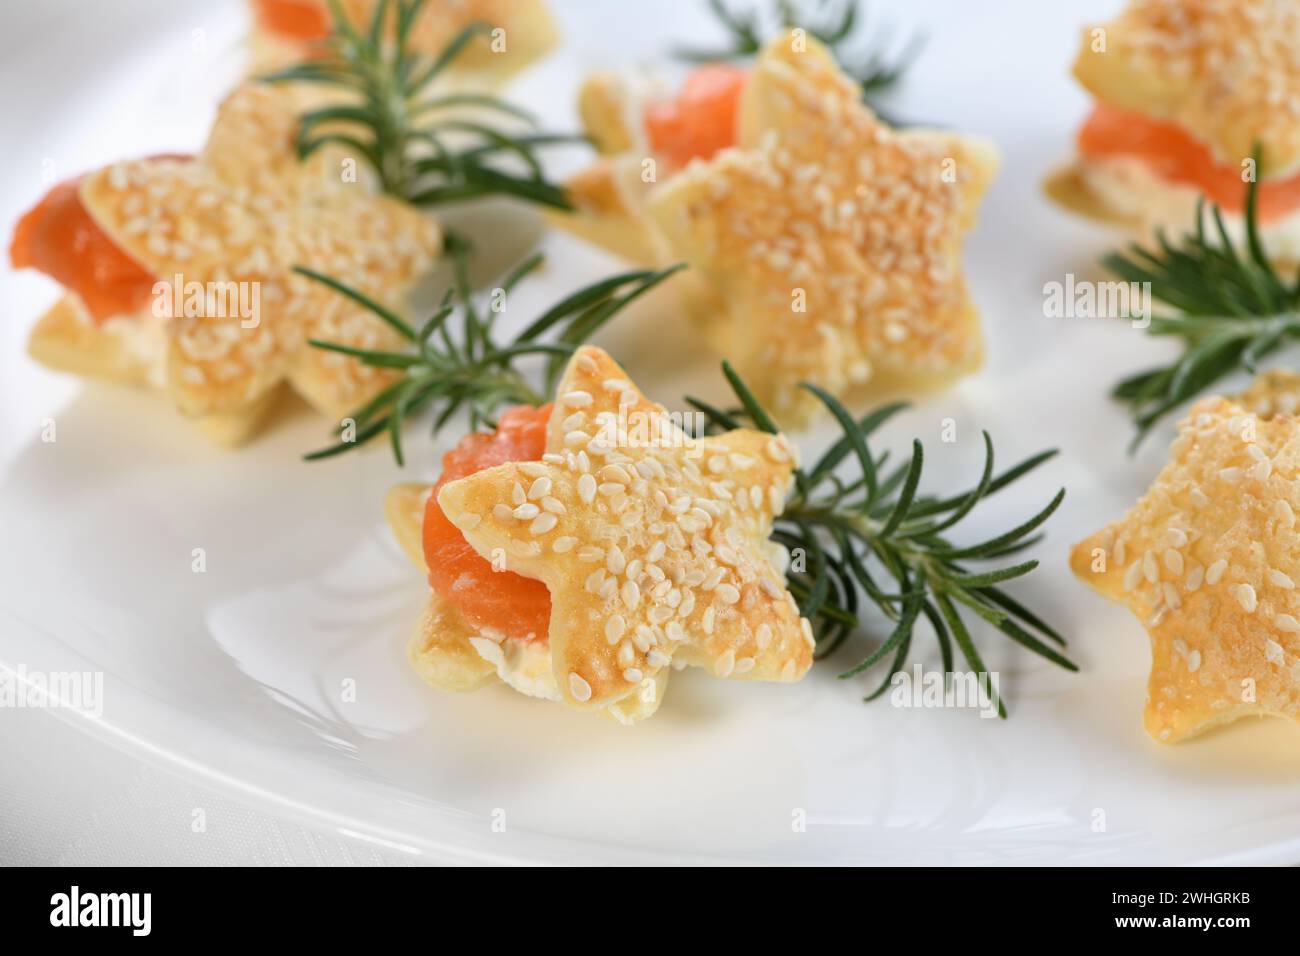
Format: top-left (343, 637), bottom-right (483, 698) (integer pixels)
top-left (1206, 559), bottom-right (1228, 585)
top-left (714, 649), bottom-right (736, 677)
top-left (568, 672), bottom-right (592, 702)
top-left (606, 614), bottom-right (627, 644)
top-left (1233, 583), bottom-right (1258, 613)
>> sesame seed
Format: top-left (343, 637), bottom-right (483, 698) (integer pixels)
top-left (1123, 560), bottom-right (1142, 592)
top-left (1234, 583), bottom-right (1258, 613)
top-left (622, 668), bottom-right (643, 683)
top-left (606, 614), bottom-right (626, 644)
top-left (647, 649), bottom-right (670, 668)
top-left (716, 583), bottom-right (741, 604)
top-left (1142, 551), bottom-right (1159, 584)
top-left (563, 390), bottom-right (593, 407)
top-left (714, 649), bottom-right (736, 677)
top-left (1206, 559), bottom-right (1228, 585)
top-left (622, 580), bottom-right (641, 610)
top-left (553, 536), bottom-right (577, 553)
top-left (1276, 614), bottom-right (1300, 632)
top-left (542, 496), bottom-right (566, 514)
top-left (512, 503), bottom-right (540, 520)
top-left (568, 672), bottom-right (592, 702)
top-left (1269, 569), bottom-right (1295, 589)
top-left (527, 477), bottom-right (552, 500)
top-left (529, 513), bottom-right (558, 535)
top-left (578, 474), bottom-right (597, 503)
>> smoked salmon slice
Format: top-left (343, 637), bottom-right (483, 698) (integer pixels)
top-left (422, 404), bottom-right (554, 642)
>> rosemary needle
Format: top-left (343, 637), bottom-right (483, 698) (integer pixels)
top-left (296, 238), bottom-right (684, 464)
top-left (690, 365), bottom-right (1074, 718)
top-left (260, 0), bottom-right (582, 210)
top-left (1105, 152), bottom-right (1300, 448)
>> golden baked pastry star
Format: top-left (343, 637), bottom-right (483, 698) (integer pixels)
top-left (76, 84), bottom-right (440, 425)
top-left (642, 34), bottom-right (997, 422)
top-left (434, 345), bottom-right (815, 711)
top-left (1072, 0), bottom-right (1300, 175)
top-left (1071, 396), bottom-right (1300, 742)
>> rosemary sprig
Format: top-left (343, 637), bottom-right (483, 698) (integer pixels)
top-left (260, 0), bottom-right (580, 209)
top-left (676, 0), bottom-right (923, 102)
top-left (296, 237), bottom-right (684, 463)
top-left (1105, 157), bottom-right (1300, 447)
top-left (691, 366), bottom-right (1074, 717)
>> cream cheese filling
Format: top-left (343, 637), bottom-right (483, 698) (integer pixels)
top-left (1080, 153), bottom-right (1300, 262)
top-left (467, 630), bottom-right (561, 702)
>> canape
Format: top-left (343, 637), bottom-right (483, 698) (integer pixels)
top-left (10, 85), bottom-right (440, 445)
top-left (384, 345), bottom-right (815, 722)
top-left (1046, 0), bottom-right (1300, 262)
top-left (1071, 393), bottom-right (1300, 741)
top-left (551, 30), bottom-right (998, 424)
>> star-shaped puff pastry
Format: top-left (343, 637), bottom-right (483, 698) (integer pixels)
top-left (70, 84), bottom-right (440, 430)
top-left (1072, 0), bottom-right (1300, 175)
top-left (644, 33), bottom-right (998, 423)
top-left (434, 345), bottom-right (815, 711)
top-left (1071, 396), bottom-right (1300, 742)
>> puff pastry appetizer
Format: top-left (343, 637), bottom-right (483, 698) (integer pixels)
top-left (1071, 394), bottom-right (1300, 741)
top-left (10, 85), bottom-right (440, 446)
top-left (1047, 0), bottom-right (1300, 261)
top-left (384, 345), bottom-right (815, 722)
top-left (249, 0), bottom-right (557, 84)
top-left (553, 31), bottom-right (998, 424)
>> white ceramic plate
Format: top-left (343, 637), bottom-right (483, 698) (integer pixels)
top-left (4, 0), bottom-right (1300, 865)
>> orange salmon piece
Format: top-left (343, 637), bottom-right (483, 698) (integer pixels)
top-left (645, 64), bottom-right (748, 170)
top-left (1078, 103), bottom-right (1300, 224)
top-left (422, 403), bottom-right (554, 642)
